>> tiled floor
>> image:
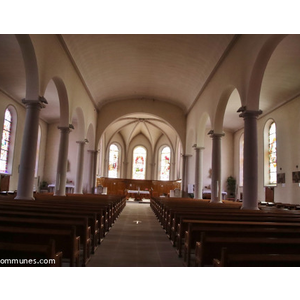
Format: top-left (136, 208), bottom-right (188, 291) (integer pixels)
top-left (87, 201), bottom-right (185, 267)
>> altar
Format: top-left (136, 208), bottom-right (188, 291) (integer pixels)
top-left (48, 184), bottom-right (75, 194)
top-left (126, 189), bottom-right (150, 201)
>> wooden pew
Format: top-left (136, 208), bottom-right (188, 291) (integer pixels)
top-left (0, 239), bottom-right (62, 267)
top-left (195, 230), bottom-right (300, 267)
top-left (0, 193), bottom-right (126, 256)
top-left (0, 225), bottom-right (80, 266)
top-left (213, 247), bottom-right (300, 267)
top-left (34, 193), bottom-right (125, 231)
top-left (0, 203), bottom-right (102, 252)
top-left (174, 209), bottom-right (300, 256)
top-left (183, 219), bottom-right (300, 266)
top-left (0, 215), bottom-right (91, 267)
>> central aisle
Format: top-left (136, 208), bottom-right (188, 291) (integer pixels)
top-left (87, 201), bottom-right (185, 267)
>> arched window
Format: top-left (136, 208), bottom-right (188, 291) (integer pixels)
top-left (239, 133), bottom-right (244, 187)
top-left (132, 146), bottom-right (146, 179)
top-left (0, 109), bottom-right (12, 173)
top-left (108, 143), bottom-right (119, 178)
top-left (268, 122), bottom-right (277, 184)
top-left (159, 146), bottom-right (171, 180)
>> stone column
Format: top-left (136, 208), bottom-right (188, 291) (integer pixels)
top-left (88, 150), bottom-right (98, 194)
top-left (194, 146), bottom-right (205, 199)
top-left (239, 109), bottom-right (262, 210)
top-left (181, 154), bottom-right (191, 197)
top-left (54, 125), bottom-right (73, 196)
top-left (74, 140), bottom-right (88, 194)
top-left (15, 97), bottom-right (47, 200)
top-left (210, 132), bottom-right (225, 203)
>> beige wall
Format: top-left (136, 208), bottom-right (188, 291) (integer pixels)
top-left (186, 129), bottom-right (234, 194)
top-left (0, 91), bottom-right (49, 191)
top-left (233, 96), bottom-right (300, 204)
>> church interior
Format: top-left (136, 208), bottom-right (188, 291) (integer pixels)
top-left (0, 8), bottom-right (299, 299)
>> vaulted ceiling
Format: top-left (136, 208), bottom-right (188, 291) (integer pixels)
top-left (1, 34), bottom-right (300, 140)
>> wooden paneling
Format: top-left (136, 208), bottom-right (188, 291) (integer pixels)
top-left (0, 175), bottom-right (10, 191)
top-left (96, 177), bottom-right (181, 196)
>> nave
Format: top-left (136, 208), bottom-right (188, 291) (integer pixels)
top-left (87, 201), bottom-right (184, 267)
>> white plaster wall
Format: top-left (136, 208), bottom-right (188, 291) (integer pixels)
top-left (0, 92), bottom-right (49, 191)
top-left (233, 96), bottom-right (300, 204)
top-left (44, 121), bottom-right (79, 186)
top-left (257, 96), bottom-right (300, 204)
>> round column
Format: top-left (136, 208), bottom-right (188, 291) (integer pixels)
top-left (88, 150), bottom-right (98, 194)
top-left (240, 109), bottom-right (262, 210)
top-left (15, 98), bottom-right (47, 200)
top-left (54, 125), bottom-right (72, 196)
top-left (194, 146), bottom-right (205, 199)
top-left (181, 154), bottom-right (191, 197)
top-left (74, 140), bottom-right (87, 194)
top-left (210, 132), bottom-right (224, 203)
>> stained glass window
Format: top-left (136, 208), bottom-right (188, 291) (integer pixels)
top-left (159, 146), bottom-right (170, 180)
top-left (268, 122), bottom-right (277, 184)
top-left (108, 144), bottom-right (119, 178)
top-left (132, 146), bottom-right (146, 179)
top-left (239, 134), bottom-right (244, 187)
top-left (0, 109), bottom-right (12, 173)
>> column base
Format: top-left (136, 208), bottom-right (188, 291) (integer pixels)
top-left (210, 199), bottom-right (223, 204)
top-left (54, 192), bottom-right (66, 197)
top-left (241, 204), bottom-right (260, 210)
top-left (14, 196), bottom-right (35, 200)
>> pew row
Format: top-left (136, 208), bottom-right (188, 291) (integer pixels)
top-left (213, 247), bottom-right (300, 267)
top-left (183, 219), bottom-right (300, 266)
top-left (0, 225), bottom-right (80, 266)
top-left (0, 239), bottom-right (62, 267)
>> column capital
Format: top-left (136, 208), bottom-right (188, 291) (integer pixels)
top-left (87, 150), bottom-right (99, 154)
top-left (211, 133), bottom-right (225, 138)
top-left (239, 109), bottom-right (263, 118)
top-left (207, 130), bottom-right (225, 138)
top-left (22, 96), bottom-right (48, 108)
top-left (57, 125), bottom-right (73, 133)
top-left (193, 146), bottom-right (205, 151)
top-left (181, 154), bottom-right (192, 158)
top-left (76, 139), bottom-right (89, 144)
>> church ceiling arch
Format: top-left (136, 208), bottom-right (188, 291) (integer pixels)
top-left (104, 113), bottom-right (179, 154)
top-left (260, 34), bottom-right (300, 113)
top-left (41, 77), bottom-right (70, 127)
top-left (72, 107), bottom-right (85, 141)
top-left (0, 34), bottom-right (299, 136)
top-left (0, 34), bottom-right (26, 101)
top-left (214, 87), bottom-right (243, 134)
top-left (60, 34), bottom-right (236, 113)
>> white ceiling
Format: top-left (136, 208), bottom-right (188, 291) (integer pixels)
top-left (0, 34), bottom-right (300, 138)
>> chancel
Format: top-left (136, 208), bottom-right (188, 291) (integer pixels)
top-left (1, 34), bottom-right (300, 269)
